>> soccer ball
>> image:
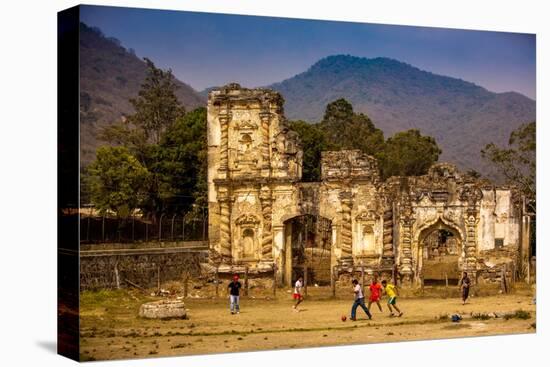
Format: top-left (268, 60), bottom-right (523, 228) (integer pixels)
top-left (341, 315), bottom-right (347, 322)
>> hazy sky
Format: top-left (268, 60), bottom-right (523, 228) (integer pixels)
top-left (81, 5), bottom-right (536, 99)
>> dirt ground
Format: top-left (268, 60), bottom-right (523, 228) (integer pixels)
top-left (79, 286), bottom-right (536, 361)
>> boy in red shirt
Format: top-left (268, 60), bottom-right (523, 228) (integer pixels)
top-left (368, 274), bottom-right (384, 312)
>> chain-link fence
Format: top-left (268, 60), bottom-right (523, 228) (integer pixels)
top-left (79, 211), bottom-right (207, 243)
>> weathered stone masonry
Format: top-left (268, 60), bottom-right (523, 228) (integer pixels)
top-left (207, 84), bottom-right (530, 287)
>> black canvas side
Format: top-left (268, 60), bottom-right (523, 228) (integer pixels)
top-left (57, 5), bottom-right (80, 361)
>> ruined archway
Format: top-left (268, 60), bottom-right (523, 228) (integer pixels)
top-left (283, 214), bottom-right (332, 287)
top-left (417, 219), bottom-right (462, 285)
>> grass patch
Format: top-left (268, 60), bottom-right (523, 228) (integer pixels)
top-left (471, 312), bottom-right (491, 320)
top-left (504, 310), bottom-right (531, 320)
top-left (441, 323), bottom-right (471, 330)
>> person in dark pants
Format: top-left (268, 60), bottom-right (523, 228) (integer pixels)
top-left (228, 274), bottom-right (242, 314)
top-left (459, 271), bottom-right (471, 305)
top-left (351, 279), bottom-right (372, 321)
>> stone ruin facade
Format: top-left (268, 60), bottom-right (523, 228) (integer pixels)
top-left (207, 84), bottom-right (532, 287)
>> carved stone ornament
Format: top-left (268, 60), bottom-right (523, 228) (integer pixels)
top-left (235, 120), bottom-right (258, 130)
top-left (235, 214), bottom-right (260, 225)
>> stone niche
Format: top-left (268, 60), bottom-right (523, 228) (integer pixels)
top-left (353, 210), bottom-right (379, 257)
top-left (233, 214), bottom-right (261, 262)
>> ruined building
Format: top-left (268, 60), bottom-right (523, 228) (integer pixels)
top-left (207, 84), bottom-right (532, 287)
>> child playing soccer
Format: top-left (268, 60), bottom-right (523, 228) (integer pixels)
top-left (368, 275), bottom-right (384, 312)
top-left (381, 280), bottom-right (403, 317)
top-left (351, 279), bottom-right (372, 321)
top-left (292, 276), bottom-right (304, 311)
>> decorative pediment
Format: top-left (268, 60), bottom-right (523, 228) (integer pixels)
top-left (235, 214), bottom-right (260, 225)
top-left (235, 120), bottom-right (258, 130)
top-left (356, 210), bottom-right (377, 222)
top-left (459, 185), bottom-right (483, 204)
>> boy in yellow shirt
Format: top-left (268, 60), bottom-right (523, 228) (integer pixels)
top-left (381, 280), bottom-right (403, 317)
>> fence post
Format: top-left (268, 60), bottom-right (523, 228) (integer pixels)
top-left (184, 271), bottom-right (189, 298)
top-left (114, 261), bottom-right (120, 289)
top-left (171, 214), bottom-right (176, 241)
top-left (331, 266), bottom-right (336, 297)
top-left (272, 263), bottom-right (277, 297)
top-left (244, 266), bottom-right (249, 297)
top-left (86, 215), bottom-right (90, 242)
top-left (157, 264), bottom-right (161, 294)
top-left (102, 215), bottom-right (105, 242)
top-left (215, 265), bottom-right (219, 298)
top-left (202, 207), bottom-right (207, 242)
top-left (182, 214), bottom-right (186, 241)
top-left (131, 214), bottom-right (135, 242)
top-left (501, 267), bottom-right (508, 294)
top-left (303, 262), bottom-right (308, 297)
top-left (159, 214), bottom-right (164, 242)
top-left (445, 272), bottom-right (449, 288)
top-left (361, 265), bottom-right (365, 292)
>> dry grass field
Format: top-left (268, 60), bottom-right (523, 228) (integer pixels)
top-left (79, 285), bottom-right (536, 361)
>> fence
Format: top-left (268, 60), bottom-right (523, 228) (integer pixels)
top-left (76, 212), bottom-right (208, 244)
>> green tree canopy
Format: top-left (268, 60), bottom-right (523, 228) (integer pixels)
top-left (160, 107), bottom-right (208, 213)
top-left (482, 121), bottom-right (535, 213)
top-left (288, 120), bottom-right (331, 181)
top-left (87, 146), bottom-right (149, 218)
top-left (100, 58), bottom-right (186, 159)
top-left (376, 129), bottom-right (441, 180)
top-left (319, 98), bottom-right (385, 156)
top-left (94, 59), bottom-right (193, 220)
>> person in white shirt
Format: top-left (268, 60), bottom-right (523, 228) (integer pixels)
top-left (292, 276), bottom-right (304, 311)
top-left (351, 279), bottom-right (372, 321)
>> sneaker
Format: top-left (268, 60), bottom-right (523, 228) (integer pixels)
top-left (368, 315), bottom-right (372, 320)
top-left (350, 317), bottom-right (356, 321)
top-left (389, 313), bottom-right (395, 317)
top-left (236, 311), bottom-right (240, 314)
top-left (398, 312), bottom-right (403, 317)
top-left (231, 311), bottom-right (234, 315)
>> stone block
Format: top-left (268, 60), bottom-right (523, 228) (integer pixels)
top-left (139, 299), bottom-right (187, 319)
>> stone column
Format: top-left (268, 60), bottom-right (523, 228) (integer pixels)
top-left (217, 189), bottom-right (232, 263)
top-left (460, 186), bottom-right (482, 281)
top-left (382, 206), bottom-right (394, 259)
top-left (399, 203), bottom-right (415, 285)
top-left (218, 111), bottom-right (231, 178)
top-left (463, 209), bottom-right (479, 277)
top-left (338, 190), bottom-right (353, 266)
top-left (259, 110), bottom-right (271, 175)
top-left (259, 186), bottom-right (273, 260)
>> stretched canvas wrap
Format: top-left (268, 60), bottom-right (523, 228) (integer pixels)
top-left (58, 4), bottom-right (536, 362)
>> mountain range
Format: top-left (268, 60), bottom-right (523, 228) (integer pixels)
top-left (79, 23), bottom-right (205, 164)
top-left (79, 23), bottom-right (535, 178)
top-left (268, 55), bottom-right (535, 175)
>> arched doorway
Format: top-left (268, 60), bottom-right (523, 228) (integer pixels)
top-left (283, 214), bottom-right (332, 287)
top-left (418, 219), bottom-right (462, 285)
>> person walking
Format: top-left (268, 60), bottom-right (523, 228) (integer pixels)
top-left (459, 271), bottom-right (471, 305)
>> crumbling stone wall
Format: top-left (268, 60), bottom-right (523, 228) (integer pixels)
top-left (207, 84), bottom-right (528, 287)
top-left (80, 248), bottom-right (207, 290)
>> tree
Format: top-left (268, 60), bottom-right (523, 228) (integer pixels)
top-left (87, 146), bottom-right (149, 218)
top-left (100, 58), bottom-right (186, 159)
top-left (319, 98), bottom-right (385, 156)
top-left (288, 120), bottom-right (330, 181)
top-left (98, 59), bottom-right (187, 220)
top-left (376, 129), bottom-right (441, 180)
top-left (482, 122), bottom-right (535, 213)
top-left (159, 107), bottom-right (208, 214)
